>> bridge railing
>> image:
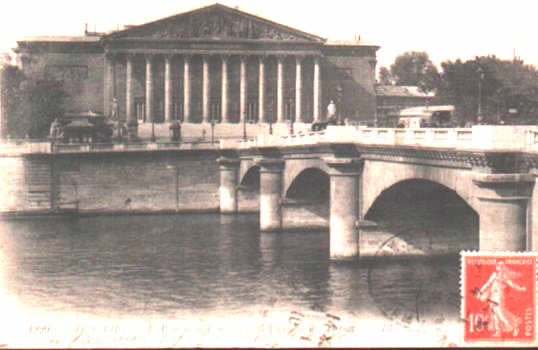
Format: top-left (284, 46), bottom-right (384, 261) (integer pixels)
top-left (525, 129), bottom-right (538, 152)
top-left (0, 139), bottom-right (219, 155)
top-left (350, 127), bottom-right (474, 148)
top-left (231, 125), bottom-right (538, 152)
top-left (0, 140), bottom-right (52, 155)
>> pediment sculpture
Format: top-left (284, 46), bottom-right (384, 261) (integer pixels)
top-left (144, 12), bottom-right (309, 41)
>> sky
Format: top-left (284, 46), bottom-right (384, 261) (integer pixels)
top-left (1, 0), bottom-right (538, 72)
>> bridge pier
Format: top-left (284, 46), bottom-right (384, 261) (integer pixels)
top-left (325, 158), bottom-right (362, 261)
top-left (258, 159), bottom-right (284, 232)
top-left (218, 158), bottom-right (240, 214)
top-left (473, 173), bottom-right (535, 251)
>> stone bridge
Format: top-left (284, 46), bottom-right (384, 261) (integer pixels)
top-left (218, 125), bottom-right (538, 260)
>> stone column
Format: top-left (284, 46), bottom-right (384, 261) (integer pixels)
top-left (125, 54), bottom-right (138, 140)
top-left (240, 56), bottom-right (248, 123)
top-left (202, 55), bottom-right (211, 123)
top-left (295, 56), bottom-right (303, 123)
top-left (258, 158), bottom-right (284, 232)
top-left (164, 55), bottom-right (173, 122)
top-left (277, 56), bottom-right (285, 123)
top-left (258, 56), bottom-right (266, 124)
top-left (183, 55), bottom-right (192, 123)
top-left (145, 54), bottom-right (154, 123)
top-left (473, 173), bottom-right (534, 251)
top-left (313, 56), bottom-right (322, 122)
top-left (325, 157), bottom-right (362, 260)
top-left (104, 53), bottom-right (115, 116)
top-left (218, 158), bottom-right (240, 214)
top-left (221, 55), bottom-right (229, 123)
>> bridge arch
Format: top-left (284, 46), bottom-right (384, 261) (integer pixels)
top-left (361, 161), bottom-right (477, 218)
top-left (283, 160), bottom-right (329, 196)
top-left (285, 167), bottom-right (330, 201)
top-left (239, 165), bottom-right (260, 189)
top-left (364, 178), bottom-right (480, 252)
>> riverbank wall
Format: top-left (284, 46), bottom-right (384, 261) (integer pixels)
top-left (0, 149), bottom-right (225, 216)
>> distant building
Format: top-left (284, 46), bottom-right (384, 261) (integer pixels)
top-left (13, 3), bottom-right (379, 139)
top-left (376, 85), bottom-right (435, 126)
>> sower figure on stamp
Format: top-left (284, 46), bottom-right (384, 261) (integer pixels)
top-left (477, 262), bottom-right (526, 337)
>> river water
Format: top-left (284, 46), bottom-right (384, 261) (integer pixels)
top-left (0, 209), bottom-right (472, 346)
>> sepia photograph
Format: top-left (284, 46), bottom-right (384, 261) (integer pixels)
top-left (0, 0), bottom-right (537, 347)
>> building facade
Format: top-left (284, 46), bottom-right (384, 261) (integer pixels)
top-left (14, 4), bottom-right (379, 138)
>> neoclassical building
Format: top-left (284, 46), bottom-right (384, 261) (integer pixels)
top-left (15, 3), bottom-right (379, 138)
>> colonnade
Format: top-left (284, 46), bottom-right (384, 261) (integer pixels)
top-left (105, 53), bottom-right (323, 139)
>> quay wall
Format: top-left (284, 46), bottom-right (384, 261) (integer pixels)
top-left (0, 150), bottom-right (223, 215)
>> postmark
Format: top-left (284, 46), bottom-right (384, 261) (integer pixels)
top-left (461, 251), bottom-right (537, 343)
top-left (367, 231), bottom-right (460, 330)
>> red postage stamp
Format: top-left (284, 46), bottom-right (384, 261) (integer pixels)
top-left (461, 252), bottom-right (537, 343)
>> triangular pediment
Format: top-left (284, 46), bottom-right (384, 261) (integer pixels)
top-left (105, 3), bottom-right (325, 42)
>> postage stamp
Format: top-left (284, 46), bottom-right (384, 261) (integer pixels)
top-left (461, 251), bottom-right (537, 343)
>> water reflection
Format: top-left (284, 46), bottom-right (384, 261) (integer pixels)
top-left (0, 213), bottom-right (460, 322)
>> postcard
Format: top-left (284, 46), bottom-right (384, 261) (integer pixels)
top-left (1, 0), bottom-right (538, 347)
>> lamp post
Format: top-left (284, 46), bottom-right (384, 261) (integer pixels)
top-left (211, 110), bottom-right (215, 144)
top-left (336, 84), bottom-right (343, 124)
top-left (242, 112), bottom-right (247, 141)
top-left (151, 117), bottom-right (156, 142)
top-left (477, 66), bottom-right (485, 121)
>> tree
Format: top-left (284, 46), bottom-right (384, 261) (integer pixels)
top-left (378, 66), bottom-right (393, 85)
top-left (28, 80), bottom-right (66, 138)
top-left (390, 51), bottom-right (440, 92)
top-left (437, 55), bottom-right (538, 124)
top-left (1, 62), bottom-right (66, 138)
top-left (1, 64), bottom-right (28, 138)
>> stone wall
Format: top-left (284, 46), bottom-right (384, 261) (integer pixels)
top-left (282, 201), bottom-right (329, 231)
top-left (324, 55), bottom-right (376, 122)
top-left (21, 51), bottom-right (104, 114)
top-left (0, 150), bottom-right (220, 215)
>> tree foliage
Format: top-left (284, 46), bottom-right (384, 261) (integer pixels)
top-left (383, 51), bottom-right (538, 124)
top-left (1, 63), bottom-right (66, 138)
top-left (378, 66), bottom-right (393, 85)
top-left (389, 51), bottom-right (440, 92)
top-left (438, 55), bottom-right (538, 124)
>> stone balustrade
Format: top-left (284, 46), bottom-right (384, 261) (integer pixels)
top-left (233, 125), bottom-right (538, 152)
top-left (0, 140), bottom-right (218, 155)
top-left (0, 141), bottom-right (51, 155)
top-left (4, 125), bottom-right (538, 155)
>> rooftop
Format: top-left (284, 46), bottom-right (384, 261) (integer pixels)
top-left (325, 39), bottom-right (378, 47)
top-left (376, 85), bottom-right (434, 98)
top-left (20, 35), bottom-right (102, 43)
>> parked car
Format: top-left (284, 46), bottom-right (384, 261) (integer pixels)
top-left (57, 112), bottom-right (114, 143)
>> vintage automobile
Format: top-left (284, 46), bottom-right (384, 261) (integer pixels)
top-left (56, 112), bottom-right (114, 143)
top-left (397, 105), bottom-right (456, 128)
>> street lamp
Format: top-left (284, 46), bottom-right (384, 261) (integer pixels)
top-left (242, 113), bottom-right (247, 141)
top-left (477, 66), bottom-right (485, 121)
top-left (211, 110), bottom-right (215, 144)
top-left (150, 115), bottom-right (156, 142)
top-left (336, 84), bottom-right (344, 124)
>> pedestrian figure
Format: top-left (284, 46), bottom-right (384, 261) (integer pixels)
top-left (111, 97), bottom-right (118, 119)
top-left (327, 100), bottom-right (337, 124)
top-left (49, 118), bottom-right (61, 139)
